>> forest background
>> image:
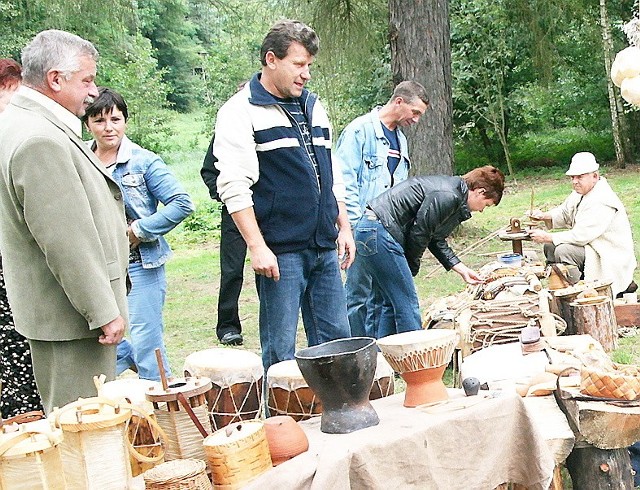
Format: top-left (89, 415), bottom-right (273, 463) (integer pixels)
top-left (2, 0), bottom-right (640, 369)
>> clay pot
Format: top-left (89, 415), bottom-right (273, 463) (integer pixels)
top-left (462, 377), bottom-right (481, 397)
top-left (401, 364), bottom-right (448, 407)
top-left (263, 415), bottom-right (309, 466)
top-left (295, 337), bottom-right (379, 434)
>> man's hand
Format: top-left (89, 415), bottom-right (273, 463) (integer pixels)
top-left (249, 243), bottom-right (280, 281)
top-left (99, 315), bottom-right (126, 345)
top-left (452, 263), bottom-right (485, 285)
top-left (337, 227), bottom-right (355, 270)
top-left (529, 229), bottom-right (553, 244)
top-left (528, 209), bottom-right (548, 221)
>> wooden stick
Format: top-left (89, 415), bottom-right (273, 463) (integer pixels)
top-left (422, 226), bottom-right (506, 279)
top-left (529, 188), bottom-right (535, 216)
top-left (155, 348), bottom-right (169, 391)
top-left (177, 392), bottom-right (209, 438)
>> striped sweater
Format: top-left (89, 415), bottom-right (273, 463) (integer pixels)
top-left (214, 73), bottom-right (344, 254)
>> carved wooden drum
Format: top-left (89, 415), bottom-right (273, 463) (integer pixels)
top-left (377, 330), bottom-right (457, 407)
top-left (370, 353), bottom-right (395, 400)
top-left (183, 348), bottom-right (263, 430)
top-left (267, 359), bottom-right (322, 421)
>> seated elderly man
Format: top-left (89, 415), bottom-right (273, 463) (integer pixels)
top-left (529, 152), bottom-right (636, 297)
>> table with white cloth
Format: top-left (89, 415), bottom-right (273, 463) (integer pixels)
top-left (245, 390), bottom-right (556, 490)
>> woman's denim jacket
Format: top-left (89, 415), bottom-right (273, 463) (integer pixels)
top-left (335, 107), bottom-right (410, 227)
top-left (92, 136), bottom-right (195, 269)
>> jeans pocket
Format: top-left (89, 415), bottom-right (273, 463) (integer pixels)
top-left (355, 227), bottom-right (378, 257)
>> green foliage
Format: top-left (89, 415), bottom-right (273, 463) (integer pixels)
top-left (456, 128), bottom-right (616, 174)
top-left (281, 0), bottom-right (391, 134)
top-left (179, 200), bottom-right (220, 244)
top-left (95, 34), bottom-right (173, 153)
top-left (137, 0), bottom-right (204, 112)
top-left (198, 0), bottom-right (277, 125)
top-left (510, 128), bottom-right (615, 169)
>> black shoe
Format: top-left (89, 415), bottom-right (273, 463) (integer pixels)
top-left (220, 332), bottom-right (243, 346)
top-left (616, 281), bottom-right (638, 298)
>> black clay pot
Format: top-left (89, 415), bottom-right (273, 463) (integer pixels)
top-left (295, 337), bottom-right (379, 434)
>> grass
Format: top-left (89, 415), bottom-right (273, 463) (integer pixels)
top-left (153, 111), bottom-right (640, 375)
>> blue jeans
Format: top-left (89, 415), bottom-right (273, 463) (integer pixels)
top-left (345, 257), bottom-right (393, 338)
top-left (117, 262), bottom-right (171, 381)
top-left (355, 217), bottom-right (421, 338)
top-left (256, 248), bottom-right (350, 372)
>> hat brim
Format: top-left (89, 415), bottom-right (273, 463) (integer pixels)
top-left (565, 164), bottom-right (599, 176)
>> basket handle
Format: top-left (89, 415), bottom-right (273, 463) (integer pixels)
top-left (0, 429), bottom-right (60, 457)
top-left (119, 402), bottom-right (168, 464)
top-left (51, 396), bottom-right (129, 430)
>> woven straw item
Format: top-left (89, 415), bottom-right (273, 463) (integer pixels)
top-left (143, 459), bottom-right (211, 489)
top-left (204, 421), bottom-right (271, 489)
top-left (580, 364), bottom-right (640, 400)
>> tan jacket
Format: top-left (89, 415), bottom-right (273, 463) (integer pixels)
top-left (0, 93), bottom-right (129, 340)
top-left (549, 177), bottom-right (636, 296)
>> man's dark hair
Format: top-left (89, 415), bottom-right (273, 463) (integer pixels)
top-left (82, 86), bottom-right (129, 123)
top-left (260, 20), bottom-right (319, 66)
top-left (391, 81), bottom-right (429, 107)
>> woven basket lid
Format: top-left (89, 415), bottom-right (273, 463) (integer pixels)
top-left (204, 420), bottom-right (264, 447)
top-left (143, 458), bottom-right (206, 484)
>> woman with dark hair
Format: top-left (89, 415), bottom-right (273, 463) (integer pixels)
top-left (354, 166), bottom-right (505, 338)
top-left (0, 58), bottom-right (43, 418)
top-left (83, 87), bottom-right (194, 381)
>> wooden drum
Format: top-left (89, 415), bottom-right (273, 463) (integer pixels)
top-left (267, 359), bottom-right (322, 421)
top-left (101, 378), bottom-right (165, 476)
top-left (0, 419), bottom-right (66, 489)
top-left (183, 348), bottom-right (263, 430)
top-left (377, 330), bottom-right (457, 407)
top-left (370, 353), bottom-right (395, 400)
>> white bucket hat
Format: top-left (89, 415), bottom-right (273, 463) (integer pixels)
top-left (566, 152), bottom-right (599, 176)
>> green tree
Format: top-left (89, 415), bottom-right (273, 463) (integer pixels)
top-left (137, 0), bottom-right (203, 112)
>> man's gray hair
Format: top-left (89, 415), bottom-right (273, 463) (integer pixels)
top-left (21, 30), bottom-right (98, 88)
top-left (391, 81), bottom-right (429, 107)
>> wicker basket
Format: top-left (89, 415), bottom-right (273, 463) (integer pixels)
top-left (204, 421), bottom-right (271, 489)
top-left (143, 459), bottom-right (211, 489)
top-left (580, 364), bottom-right (640, 400)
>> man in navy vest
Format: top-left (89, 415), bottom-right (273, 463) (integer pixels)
top-left (213, 20), bottom-right (353, 372)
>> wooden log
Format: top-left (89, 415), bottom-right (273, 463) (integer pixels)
top-left (614, 304), bottom-right (640, 327)
top-left (550, 465), bottom-right (564, 490)
top-left (559, 388), bottom-right (640, 450)
top-left (565, 445), bottom-right (633, 489)
top-left (570, 299), bottom-right (617, 352)
top-left (551, 283), bottom-right (612, 335)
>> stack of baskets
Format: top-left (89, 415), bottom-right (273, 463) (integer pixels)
top-left (580, 363), bottom-right (640, 400)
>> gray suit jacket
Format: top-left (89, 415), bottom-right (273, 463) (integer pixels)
top-left (0, 93), bottom-right (129, 341)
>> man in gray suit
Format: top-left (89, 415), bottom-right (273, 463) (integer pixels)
top-left (0, 30), bottom-right (129, 413)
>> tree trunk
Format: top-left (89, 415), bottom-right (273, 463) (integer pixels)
top-left (599, 0), bottom-right (631, 168)
top-left (389, 0), bottom-right (453, 176)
